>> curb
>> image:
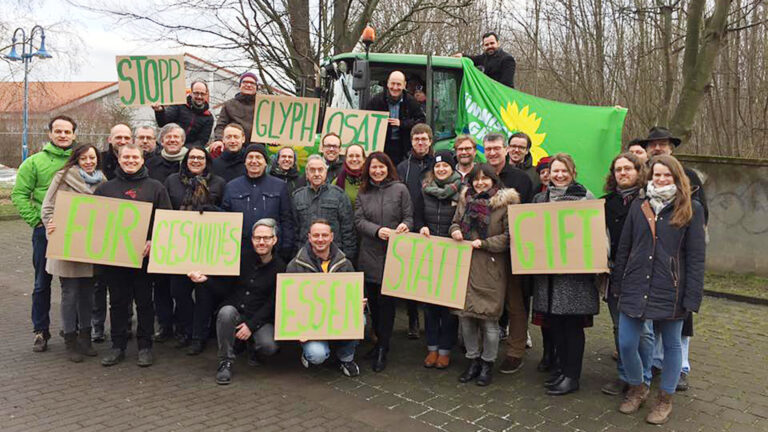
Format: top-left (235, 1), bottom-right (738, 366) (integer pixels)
top-left (704, 289), bottom-right (768, 306)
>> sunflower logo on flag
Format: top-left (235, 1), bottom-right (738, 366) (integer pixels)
top-left (500, 101), bottom-right (548, 164)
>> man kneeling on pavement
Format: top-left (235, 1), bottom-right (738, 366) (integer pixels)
top-left (286, 219), bottom-right (361, 377)
top-left (188, 218), bottom-right (286, 385)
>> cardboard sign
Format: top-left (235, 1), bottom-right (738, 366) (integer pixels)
top-left (251, 94), bottom-right (320, 146)
top-left (147, 210), bottom-right (243, 275)
top-left (508, 200), bottom-right (609, 274)
top-left (275, 272), bottom-right (364, 341)
top-left (322, 107), bottom-right (389, 153)
top-left (381, 233), bottom-right (472, 309)
top-left (116, 55), bottom-right (187, 107)
top-left (46, 191), bottom-right (153, 268)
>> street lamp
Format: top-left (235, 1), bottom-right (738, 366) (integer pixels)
top-left (5, 25), bottom-right (53, 162)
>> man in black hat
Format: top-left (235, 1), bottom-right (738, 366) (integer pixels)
top-left (638, 126), bottom-right (708, 222)
top-left (637, 126), bottom-right (706, 393)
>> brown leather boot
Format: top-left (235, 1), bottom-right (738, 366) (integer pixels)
top-left (619, 384), bottom-right (649, 414)
top-left (424, 351), bottom-right (439, 368)
top-left (646, 390), bottom-right (673, 424)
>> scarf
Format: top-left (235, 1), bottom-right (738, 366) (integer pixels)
top-left (459, 185), bottom-right (499, 239)
top-left (79, 168), bottom-right (104, 186)
top-left (547, 182), bottom-right (587, 202)
top-left (269, 162), bottom-right (299, 181)
top-left (423, 172), bottom-right (461, 201)
top-left (161, 146), bottom-right (188, 162)
top-left (617, 185), bottom-right (640, 206)
top-left (646, 181), bottom-right (677, 215)
top-left (336, 163), bottom-right (363, 189)
top-left (115, 165), bottom-right (148, 181)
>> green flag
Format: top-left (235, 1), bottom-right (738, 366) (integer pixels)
top-left (454, 58), bottom-right (627, 195)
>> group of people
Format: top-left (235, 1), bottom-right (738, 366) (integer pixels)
top-left (12, 55), bottom-right (705, 426)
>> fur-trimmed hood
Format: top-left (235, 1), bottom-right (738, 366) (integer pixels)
top-left (458, 186), bottom-right (521, 209)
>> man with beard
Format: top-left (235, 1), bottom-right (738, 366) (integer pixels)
top-left (319, 133), bottom-right (345, 181)
top-left (455, 32), bottom-right (516, 88)
top-left (507, 132), bottom-right (540, 190)
top-left (210, 72), bottom-right (259, 152)
top-left (152, 80), bottom-right (214, 148)
top-left (365, 70), bottom-right (426, 165)
top-left (454, 135), bottom-right (478, 182)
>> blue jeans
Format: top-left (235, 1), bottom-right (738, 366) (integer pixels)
top-left (620, 313), bottom-right (683, 393)
top-left (424, 304), bottom-right (458, 356)
top-left (609, 297), bottom-right (654, 383)
top-left (654, 335), bottom-right (691, 374)
top-left (32, 225), bottom-right (53, 333)
top-left (302, 340), bottom-right (358, 364)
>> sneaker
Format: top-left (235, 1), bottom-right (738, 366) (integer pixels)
top-left (101, 348), bottom-right (125, 366)
top-left (33, 331), bottom-right (48, 352)
top-left (216, 360), bottom-right (233, 385)
top-left (301, 354), bottom-right (310, 369)
top-left (153, 327), bottom-right (173, 343)
top-left (676, 372), bottom-right (689, 392)
top-left (91, 327), bottom-right (105, 343)
top-left (525, 331), bottom-right (533, 349)
top-left (498, 356), bottom-right (523, 374)
top-left (601, 378), bottom-right (629, 396)
top-left (340, 360), bottom-right (360, 377)
top-left (137, 348), bottom-right (154, 367)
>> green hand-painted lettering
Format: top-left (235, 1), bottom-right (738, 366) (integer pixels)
top-left (111, 202), bottom-right (141, 267)
top-left (543, 212), bottom-right (554, 268)
top-left (557, 209), bottom-right (576, 265)
top-left (117, 59), bottom-right (135, 105)
top-left (383, 235), bottom-right (405, 291)
top-left (61, 195), bottom-right (94, 257)
top-left (513, 211), bottom-right (536, 268)
top-left (577, 208), bottom-right (600, 268)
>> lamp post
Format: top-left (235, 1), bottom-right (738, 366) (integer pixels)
top-left (5, 25), bottom-right (53, 162)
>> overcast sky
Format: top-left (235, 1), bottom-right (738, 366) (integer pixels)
top-left (1, 0), bottom-right (180, 82)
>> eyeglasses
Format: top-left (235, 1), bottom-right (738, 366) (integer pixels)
top-left (323, 144), bottom-right (340, 149)
top-left (188, 155), bottom-right (206, 161)
top-left (241, 80), bottom-right (257, 86)
top-left (191, 92), bottom-right (207, 96)
top-left (252, 235), bottom-right (274, 242)
top-left (456, 146), bottom-right (474, 153)
top-left (509, 145), bottom-right (527, 151)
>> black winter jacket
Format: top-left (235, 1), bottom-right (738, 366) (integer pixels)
top-left (419, 191), bottom-right (457, 237)
top-left (497, 161), bottom-right (534, 203)
top-left (603, 189), bottom-right (641, 264)
top-left (222, 173), bottom-right (296, 258)
top-left (611, 199), bottom-right (706, 320)
top-left (396, 152), bottom-right (433, 230)
top-left (213, 93), bottom-right (255, 142)
top-left (685, 167), bottom-right (709, 224)
top-left (101, 149), bottom-right (119, 181)
top-left (467, 48), bottom-right (516, 88)
top-left (154, 95), bottom-right (214, 148)
top-left (291, 183), bottom-right (357, 260)
top-left (212, 150), bottom-right (246, 183)
top-left (364, 91), bottom-right (426, 165)
top-left (146, 155), bottom-right (182, 183)
top-left (163, 173), bottom-right (226, 210)
top-left (511, 153), bottom-right (540, 192)
top-left (208, 251), bottom-right (286, 332)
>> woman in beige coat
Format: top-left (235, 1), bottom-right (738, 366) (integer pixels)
top-left (449, 163), bottom-right (520, 387)
top-left (41, 144), bottom-right (106, 362)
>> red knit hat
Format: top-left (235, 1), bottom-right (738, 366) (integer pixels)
top-left (536, 156), bottom-right (552, 173)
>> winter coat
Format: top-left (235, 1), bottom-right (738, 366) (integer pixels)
top-left (419, 189), bottom-right (458, 237)
top-left (213, 93), bottom-right (256, 142)
top-left (497, 161), bottom-right (534, 203)
top-left (291, 183), bottom-right (357, 260)
top-left (212, 149), bottom-right (246, 183)
top-left (11, 142), bottom-right (73, 227)
top-left (603, 189), bottom-right (641, 264)
top-left (611, 199), bottom-right (706, 321)
top-left (221, 173), bottom-right (296, 258)
top-left (466, 48), bottom-right (516, 88)
top-left (396, 152), bottom-right (433, 231)
top-left (269, 158), bottom-right (303, 196)
top-left (94, 166), bottom-right (172, 235)
top-left (163, 173), bottom-right (226, 210)
top-left (41, 166), bottom-right (106, 277)
top-left (511, 153), bottom-right (541, 192)
top-left (354, 181), bottom-right (413, 284)
top-left (154, 95), bottom-right (214, 148)
top-left (146, 155), bottom-right (182, 183)
top-left (449, 187), bottom-right (518, 320)
top-left (684, 167), bottom-right (709, 224)
top-left (101, 148), bottom-right (119, 181)
top-left (364, 91), bottom-right (426, 165)
top-left (286, 243), bottom-right (355, 274)
top-left (531, 186), bottom-right (600, 316)
top-left (326, 157), bottom-right (345, 183)
top-left (207, 251), bottom-right (286, 331)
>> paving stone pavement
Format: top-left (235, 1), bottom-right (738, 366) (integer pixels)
top-left (1, 218), bottom-right (767, 432)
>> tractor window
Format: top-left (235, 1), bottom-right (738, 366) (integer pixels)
top-left (432, 70), bottom-right (460, 141)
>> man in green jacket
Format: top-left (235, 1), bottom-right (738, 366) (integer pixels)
top-left (11, 115), bottom-right (76, 352)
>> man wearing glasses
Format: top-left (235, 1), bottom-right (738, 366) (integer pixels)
top-left (188, 218), bottom-right (286, 385)
top-left (211, 72), bottom-right (260, 152)
top-left (152, 80), bottom-right (214, 149)
top-left (319, 133), bottom-right (345, 182)
top-left (507, 132), bottom-right (541, 190)
top-left (454, 135), bottom-right (478, 183)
